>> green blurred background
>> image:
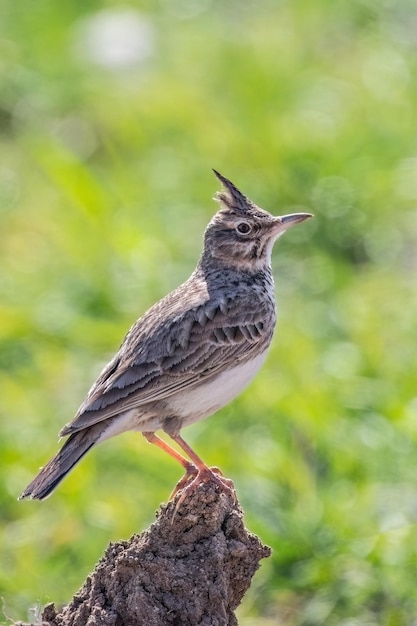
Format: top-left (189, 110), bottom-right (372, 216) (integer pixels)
top-left (1, 0), bottom-right (417, 624)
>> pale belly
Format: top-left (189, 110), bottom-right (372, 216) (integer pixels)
top-left (167, 350), bottom-right (268, 426)
top-left (97, 350), bottom-right (269, 443)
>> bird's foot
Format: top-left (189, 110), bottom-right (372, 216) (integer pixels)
top-left (169, 463), bottom-right (199, 499)
top-left (171, 466), bottom-right (235, 522)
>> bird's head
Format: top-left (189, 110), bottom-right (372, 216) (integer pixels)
top-left (201, 170), bottom-right (313, 272)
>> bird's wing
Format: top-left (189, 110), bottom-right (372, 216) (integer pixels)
top-left (61, 293), bottom-right (274, 436)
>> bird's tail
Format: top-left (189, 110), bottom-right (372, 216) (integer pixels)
top-left (19, 428), bottom-right (98, 500)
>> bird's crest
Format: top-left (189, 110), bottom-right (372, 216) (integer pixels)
top-left (212, 169), bottom-right (258, 214)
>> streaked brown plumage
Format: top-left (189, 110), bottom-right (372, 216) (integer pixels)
top-left (20, 170), bottom-right (312, 501)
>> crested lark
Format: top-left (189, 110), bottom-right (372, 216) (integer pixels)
top-left (20, 170), bottom-right (312, 501)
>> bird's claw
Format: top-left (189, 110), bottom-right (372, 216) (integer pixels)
top-left (169, 463), bottom-right (198, 499)
top-left (170, 466), bottom-right (235, 523)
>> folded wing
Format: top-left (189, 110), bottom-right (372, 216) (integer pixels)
top-left (61, 292), bottom-right (274, 436)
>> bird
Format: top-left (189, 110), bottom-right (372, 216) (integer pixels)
top-left (19, 170), bottom-right (312, 502)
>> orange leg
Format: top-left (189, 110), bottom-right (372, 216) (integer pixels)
top-left (142, 431), bottom-right (195, 471)
top-left (142, 432), bottom-right (198, 496)
top-left (143, 431), bottom-right (235, 516)
top-left (167, 433), bottom-right (211, 471)
top-left (167, 432), bottom-right (235, 516)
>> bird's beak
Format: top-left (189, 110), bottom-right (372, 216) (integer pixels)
top-left (274, 212), bottom-right (313, 233)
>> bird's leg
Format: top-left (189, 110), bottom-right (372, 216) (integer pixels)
top-left (167, 433), bottom-right (235, 515)
top-left (143, 431), bottom-right (194, 470)
top-left (142, 432), bottom-right (198, 497)
top-left (167, 432), bottom-right (220, 474)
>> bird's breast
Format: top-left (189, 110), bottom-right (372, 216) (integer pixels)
top-left (166, 349), bottom-right (269, 426)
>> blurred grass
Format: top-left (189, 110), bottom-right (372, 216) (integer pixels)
top-left (1, 0), bottom-right (417, 624)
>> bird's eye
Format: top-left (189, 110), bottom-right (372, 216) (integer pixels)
top-left (236, 222), bottom-right (252, 235)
